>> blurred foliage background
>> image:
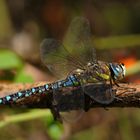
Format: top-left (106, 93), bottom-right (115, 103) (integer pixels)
top-left (0, 0), bottom-right (140, 140)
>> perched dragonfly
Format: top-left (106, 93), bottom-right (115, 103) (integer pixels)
top-left (0, 17), bottom-right (125, 110)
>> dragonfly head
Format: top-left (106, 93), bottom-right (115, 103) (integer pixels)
top-left (109, 63), bottom-right (126, 80)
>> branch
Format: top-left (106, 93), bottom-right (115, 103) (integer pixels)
top-left (0, 82), bottom-right (139, 109)
top-left (0, 82), bottom-right (139, 121)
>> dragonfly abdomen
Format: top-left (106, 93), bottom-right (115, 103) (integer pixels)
top-left (52, 75), bottom-right (80, 89)
top-left (0, 84), bottom-right (51, 105)
top-left (0, 75), bottom-right (80, 105)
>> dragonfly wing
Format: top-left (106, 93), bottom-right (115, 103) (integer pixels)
top-left (63, 17), bottom-right (96, 65)
top-left (40, 38), bottom-right (86, 121)
top-left (40, 39), bottom-right (82, 78)
top-left (83, 83), bottom-right (115, 104)
top-left (40, 17), bottom-right (96, 78)
top-left (53, 86), bottom-right (85, 122)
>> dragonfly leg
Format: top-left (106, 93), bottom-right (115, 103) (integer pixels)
top-left (107, 78), bottom-right (119, 103)
top-left (112, 78), bottom-right (120, 87)
top-left (111, 78), bottom-right (127, 100)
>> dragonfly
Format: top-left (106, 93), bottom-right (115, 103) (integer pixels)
top-left (0, 17), bottom-right (125, 114)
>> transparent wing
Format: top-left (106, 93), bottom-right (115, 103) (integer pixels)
top-left (63, 17), bottom-right (96, 64)
top-left (40, 39), bottom-right (84, 78)
top-left (53, 86), bottom-right (85, 122)
top-left (84, 83), bottom-right (115, 104)
top-left (40, 35), bottom-right (87, 121)
top-left (40, 17), bottom-right (96, 79)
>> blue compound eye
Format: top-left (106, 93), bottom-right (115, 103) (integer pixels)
top-left (109, 63), bottom-right (125, 80)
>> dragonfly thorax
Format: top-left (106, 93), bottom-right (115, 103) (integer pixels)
top-left (73, 62), bottom-right (106, 84)
top-left (73, 63), bottom-right (94, 77)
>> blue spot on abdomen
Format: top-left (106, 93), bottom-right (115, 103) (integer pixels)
top-left (18, 92), bottom-right (22, 97)
top-left (0, 99), bottom-right (2, 104)
top-left (6, 96), bottom-right (11, 101)
top-left (31, 88), bottom-right (36, 93)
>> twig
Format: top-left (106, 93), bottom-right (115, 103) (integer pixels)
top-left (0, 82), bottom-right (140, 122)
top-left (0, 82), bottom-right (139, 108)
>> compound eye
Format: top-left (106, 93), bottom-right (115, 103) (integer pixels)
top-left (120, 63), bottom-right (126, 77)
top-left (116, 66), bottom-right (121, 72)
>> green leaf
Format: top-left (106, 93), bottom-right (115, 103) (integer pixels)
top-left (0, 50), bottom-right (22, 69)
top-left (48, 124), bottom-right (63, 140)
top-left (14, 68), bottom-right (34, 83)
